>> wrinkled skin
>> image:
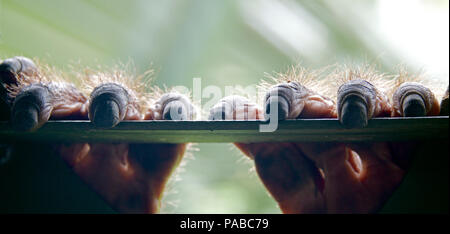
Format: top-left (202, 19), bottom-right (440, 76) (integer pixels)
top-left (0, 56), bottom-right (195, 213)
top-left (209, 80), bottom-right (445, 213)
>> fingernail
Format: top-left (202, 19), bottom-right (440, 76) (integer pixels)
top-left (11, 84), bottom-right (52, 132)
top-left (402, 93), bottom-right (426, 117)
top-left (92, 99), bottom-right (120, 128)
top-left (339, 94), bottom-right (368, 129)
top-left (89, 83), bottom-right (128, 128)
top-left (163, 100), bottom-right (188, 120)
top-left (264, 95), bottom-right (289, 121)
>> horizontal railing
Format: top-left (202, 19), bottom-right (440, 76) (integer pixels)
top-left (0, 117), bottom-right (448, 143)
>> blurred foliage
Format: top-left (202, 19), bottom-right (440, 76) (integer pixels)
top-left (0, 0), bottom-right (448, 213)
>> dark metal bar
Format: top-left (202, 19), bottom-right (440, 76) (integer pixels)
top-left (0, 117), bottom-right (447, 143)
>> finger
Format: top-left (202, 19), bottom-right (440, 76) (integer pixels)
top-left (208, 96), bottom-right (235, 120)
top-left (11, 81), bottom-right (89, 131)
top-left (264, 82), bottom-right (299, 120)
top-left (147, 92), bottom-right (195, 121)
top-left (160, 93), bottom-right (195, 120)
top-left (88, 83), bottom-right (132, 128)
top-left (264, 82), bottom-right (336, 120)
top-left (1, 57), bottom-right (39, 121)
top-left (392, 82), bottom-right (440, 117)
top-left (265, 92), bottom-right (291, 120)
top-left (11, 83), bottom-right (53, 131)
top-left (337, 79), bottom-right (391, 128)
top-left (208, 95), bottom-right (262, 121)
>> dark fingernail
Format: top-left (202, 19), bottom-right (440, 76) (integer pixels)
top-left (337, 80), bottom-right (376, 129)
top-left (339, 95), bottom-right (368, 129)
top-left (402, 93), bottom-right (426, 117)
top-left (92, 99), bottom-right (120, 128)
top-left (163, 100), bottom-right (188, 120)
top-left (11, 84), bottom-right (51, 132)
top-left (265, 96), bottom-right (289, 121)
top-left (393, 82), bottom-right (436, 117)
top-left (89, 83), bottom-right (128, 128)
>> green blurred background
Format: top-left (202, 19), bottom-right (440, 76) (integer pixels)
top-left (0, 0), bottom-right (448, 213)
